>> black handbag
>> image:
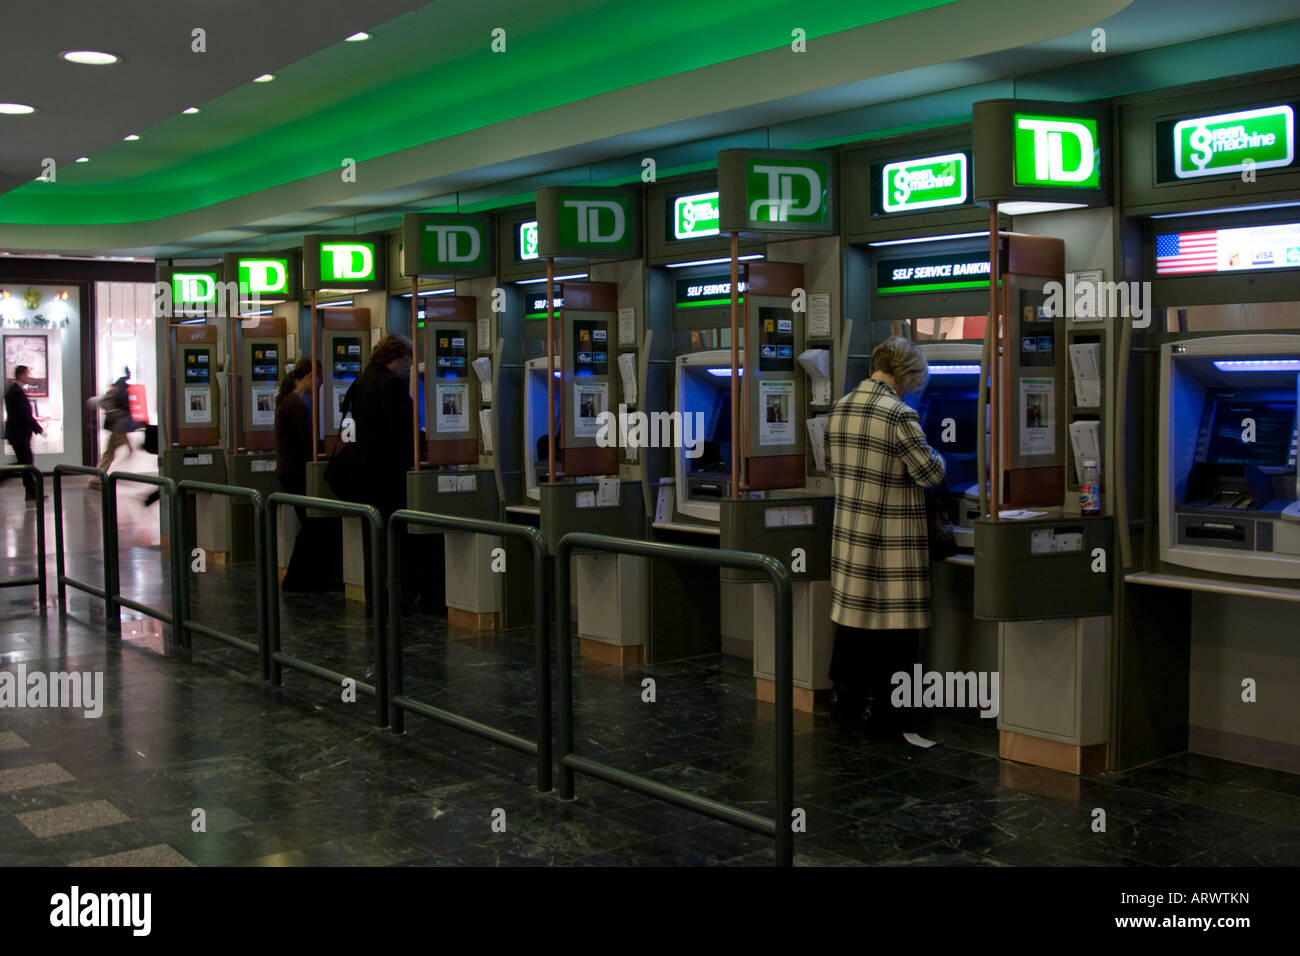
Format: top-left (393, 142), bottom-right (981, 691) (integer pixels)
top-left (322, 389), bottom-right (359, 499)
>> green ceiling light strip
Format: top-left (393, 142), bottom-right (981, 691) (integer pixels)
top-left (0, 0), bottom-right (951, 226)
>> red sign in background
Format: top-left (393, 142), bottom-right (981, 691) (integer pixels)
top-left (127, 384), bottom-right (148, 422)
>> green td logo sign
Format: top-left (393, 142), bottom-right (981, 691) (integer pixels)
top-left (1013, 114), bottom-right (1099, 188)
top-left (746, 159), bottom-right (827, 223)
top-left (172, 271), bottom-right (218, 304)
top-left (559, 197), bottom-right (631, 247)
top-left (421, 222), bottom-right (485, 266)
top-left (519, 221), bottom-right (539, 260)
top-left (320, 242), bottom-right (375, 282)
top-left (882, 153), bottom-right (968, 212)
top-left (1174, 105), bottom-right (1294, 179)
top-left (237, 258), bottom-right (290, 296)
top-left (674, 192), bottom-right (720, 238)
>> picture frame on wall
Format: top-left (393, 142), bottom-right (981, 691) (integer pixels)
top-left (3, 333), bottom-right (49, 397)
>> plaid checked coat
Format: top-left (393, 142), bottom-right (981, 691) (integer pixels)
top-left (825, 378), bottom-right (946, 630)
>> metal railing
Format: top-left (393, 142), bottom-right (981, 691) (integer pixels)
top-left (387, 509), bottom-right (551, 792)
top-left (265, 492), bottom-right (387, 726)
top-left (53, 464), bottom-right (114, 628)
top-left (0, 465), bottom-right (46, 608)
top-left (177, 480), bottom-right (269, 678)
top-left (556, 531), bottom-right (795, 867)
top-left (105, 472), bottom-right (183, 640)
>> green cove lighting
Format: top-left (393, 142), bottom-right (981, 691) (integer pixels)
top-left (746, 158), bottom-right (829, 224)
top-left (673, 192), bottom-right (721, 238)
top-left (881, 153), bottom-right (968, 212)
top-left (1175, 106), bottom-right (1294, 179)
top-left (1013, 114), bottom-right (1100, 188)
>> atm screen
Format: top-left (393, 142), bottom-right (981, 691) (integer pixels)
top-left (333, 337), bottom-right (362, 381)
top-left (572, 320), bottom-right (609, 377)
top-left (758, 307), bottom-right (795, 372)
top-left (918, 387), bottom-right (979, 453)
top-left (183, 349), bottom-right (210, 385)
top-left (1199, 392), bottom-right (1297, 468)
top-left (689, 390), bottom-right (732, 474)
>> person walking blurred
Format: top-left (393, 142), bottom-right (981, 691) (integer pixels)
top-left (88, 369), bottom-right (133, 490)
top-left (3, 365), bottom-right (45, 503)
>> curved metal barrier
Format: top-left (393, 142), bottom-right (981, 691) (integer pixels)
top-left (265, 492), bottom-right (387, 727)
top-left (52, 464), bottom-right (114, 628)
top-left (556, 531), bottom-right (795, 867)
top-left (387, 509), bottom-right (551, 793)
top-left (0, 464), bottom-right (47, 608)
top-left (177, 480), bottom-right (269, 678)
top-left (105, 472), bottom-right (183, 640)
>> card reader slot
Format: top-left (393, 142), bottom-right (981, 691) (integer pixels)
top-left (1185, 523), bottom-right (1247, 543)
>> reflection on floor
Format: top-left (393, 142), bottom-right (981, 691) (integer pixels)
top-left (3, 476), bottom-right (1300, 866)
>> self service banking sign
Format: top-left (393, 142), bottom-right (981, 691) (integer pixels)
top-left (302, 235), bottom-right (385, 291)
top-left (717, 148), bottom-right (835, 235)
top-left (402, 213), bottom-right (494, 276)
top-left (1157, 104), bottom-right (1296, 182)
top-left (535, 185), bottom-right (641, 259)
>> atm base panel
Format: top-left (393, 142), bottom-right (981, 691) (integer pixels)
top-left (580, 639), bottom-right (645, 668)
top-left (755, 679), bottom-right (831, 715)
top-left (448, 607), bottom-right (500, 632)
top-left (999, 731), bottom-right (1107, 776)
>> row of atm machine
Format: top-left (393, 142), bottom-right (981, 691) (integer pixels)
top-left (152, 76), bottom-right (1300, 776)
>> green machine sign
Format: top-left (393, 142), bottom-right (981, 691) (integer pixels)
top-left (672, 191), bottom-right (720, 239)
top-left (717, 149), bottom-right (835, 235)
top-left (1013, 114), bottom-right (1100, 188)
top-left (1173, 105), bottom-right (1295, 179)
top-left (237, 258), bottom-right (291, 296)
top-left (171, 270), bottom-right (220, 306)
top-left (881, 152), bottom-right (968, 212)
top-left (302, 235), bottom-right (385, 290)
top-left (518, 220), bottom-right (539, 261)
top-left (536, 186), bottom-right (641, 259)
top-left (402, 214), bottom-right (494, 276)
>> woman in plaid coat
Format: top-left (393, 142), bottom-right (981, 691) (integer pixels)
top-left (824, 336), bottom-right (946, 732)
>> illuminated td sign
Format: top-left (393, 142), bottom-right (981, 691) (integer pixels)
top-left (881, 153), bottom-right (968, 212)
top-left (423, 223), bottom-right (482, 265)
top-left (673, 192), bottom-right (720, 238)
top-left (1174, 105), bottom-right (1294, 179)
top-left (560, 198), bottom-right (629, 245)
top-left (237, 258), bottom-right (290, 296)
top-left (746, 160), bottom-right (827, 223)
top-left (320, 242), bottom-right (375, 282)
top-left (1013, 114), bottom-right (1100, 188)
top-left (171, 271), bottom-right (217, 304)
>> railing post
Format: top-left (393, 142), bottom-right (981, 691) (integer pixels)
top-left (370, 511), bottom-right (388, 729)
top-left (175, 486), bottom-right (193, 650)
top-left (265, 499), bottom-right (282, 688)
top-left (167, 482), bottom-right (186, 649)
top-left (33, 468), bottom-right (47, 610)
top-left (531, 530), bottom-right (552, 794)
top-left (769, 562), bottom-right (794, 869)
top-left (103, 474), bottom-right (121, 634)
top-left (250, 491), bottom-right (267, 679)
top-left (556, 537), bottom-right (574, 801)
top-left (387, 514), bottom-right (404, 734)
top-left (53, 469), bottom-right (66, 612)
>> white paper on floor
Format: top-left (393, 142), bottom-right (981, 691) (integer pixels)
top-left (903, 732), bottom-right (939, 748)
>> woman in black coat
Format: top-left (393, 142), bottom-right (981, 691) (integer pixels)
top-left (274, 359), bottom-right (340, 592)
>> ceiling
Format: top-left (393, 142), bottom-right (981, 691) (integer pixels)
top-left (1, 0), bottom-right (1298, 259)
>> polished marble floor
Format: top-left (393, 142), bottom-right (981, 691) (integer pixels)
top-left (2, 475), bottom-right (1300, 867)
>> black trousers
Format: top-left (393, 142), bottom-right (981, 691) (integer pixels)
top-left (8, 441), bottom-right (39, 497)
top-left (359, 513), bottom-right (446, 612)
top-left (830, 624), bottom-right (919, 717)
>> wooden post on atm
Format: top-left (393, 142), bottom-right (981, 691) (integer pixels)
top-left (729, 231), bottom-right (739, 500)
top-left (411, 277), bottom-right (420, 471)
top-left (546, 256), bottom-right (556, 485)
top-left (987, 203), bottom-right (1000, 519)
top-left (310, 291), bottom-right (319, 463)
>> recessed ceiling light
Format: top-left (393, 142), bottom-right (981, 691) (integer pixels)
top-left (182, 107), bottom-right (200, 114)
top-left (0, 103), bottom-right (37, 115)
top-left (253, 73), bottom-right (274, 83)
top-left (75, 156), bottom-right (89, 163)
top-left (61, 50), bottom-right (120, 65)
top-left (345, 32), bottom-right (372, 42)
top-left (123, 133), bottom-right (140, 141)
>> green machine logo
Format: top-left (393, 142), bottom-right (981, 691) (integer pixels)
top-left (237, 258), bottom-right (290, 296)
top-left (673, 192), bottom-right (720, 238)
top-left (559, 196), bottom-right (631, 248)
top-left (172, 271), bottom-right (218, 305)
top-left (746, 160), bottom-right (827, 223)
top-left (519, 220), bottom-right (539, 260)
top-left (320, 241), bottom-right (375, 282)
top-left (421, 222), bottom-right (486, 267)
top-left (1013, 114), bottom-right (1100, 188)
top-left (881, 153), bottom-right (968, 212)
top-left (1174, 105), bottom-right (1294, 179)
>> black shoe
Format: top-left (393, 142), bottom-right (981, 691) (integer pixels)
top-left (829, 687), bottom-right (868, 723)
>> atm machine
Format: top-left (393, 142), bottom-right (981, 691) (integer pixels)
top-left (912, 343), bottom-right (985, 549)
top-left (158, 265), bottom-right (229, 555)
top-left (1159, 335), bottom-right (1300, 577)
top-left (304, 308), bottom-right (371, 502)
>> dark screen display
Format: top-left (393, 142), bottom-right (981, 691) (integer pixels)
top-left (572, 320), bottom-right (609, 377)
top-left (1201, 395), bottom-right (1297, 468)
top-left (758, 307), bottom-right (795, 372)
top-left (250, 344), bottom-right (279, 383)
top-left (333, 337), bottom-right (362, 381)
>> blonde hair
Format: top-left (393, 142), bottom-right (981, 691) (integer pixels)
top-left (870, 336), bottom-right (929, 397)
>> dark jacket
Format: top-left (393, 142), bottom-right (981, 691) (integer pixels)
top-left (101, 378), bottom-right (131, 432)
top-left (341, 361), bottom-right (413, 517)
top-left (274, 390), bottom-right (312, 494)
top-left (4, 381), bottom-right (41, 446)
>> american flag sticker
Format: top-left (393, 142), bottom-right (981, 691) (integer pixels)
top-left (1156, 231), bottom-right (1218, 274)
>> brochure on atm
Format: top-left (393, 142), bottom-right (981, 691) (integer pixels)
top-left (471, 356), bottom-right (492, 403)
top-left (797, 348), bottom-right (832, 407)
top-left (1068, 343), bottom-right (1102, 408)
top-left (1068, 420), bottom-right (1102, 484)
top-left (806, 415), bottom-right (829, 472)
top-left (617, 352), bottom-right (638, 406)
top-left (478, 409), bottom-right (493, 453)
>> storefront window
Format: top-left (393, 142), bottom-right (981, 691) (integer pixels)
top-left (1, 284), bottom-right (79, 459)
top-left (95, 282), bottom-right (158, 473)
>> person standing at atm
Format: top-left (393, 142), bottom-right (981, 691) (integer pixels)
top-left (275, 358), bottom-right (339, 593)
top-left (824, 336), bottom-right (946, 735)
